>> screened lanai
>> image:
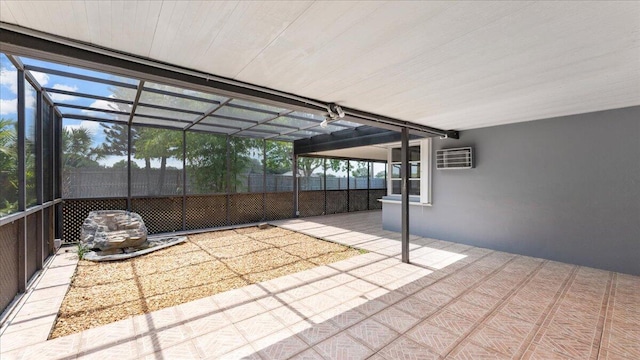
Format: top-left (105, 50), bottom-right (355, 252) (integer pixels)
top-left (1, 43), bottom-right (445, 312)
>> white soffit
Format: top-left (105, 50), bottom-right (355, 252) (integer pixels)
top-left (1, 1), bottom-right (639, 130)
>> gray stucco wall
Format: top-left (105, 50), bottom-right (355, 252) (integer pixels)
top-left (382, 106), bottom-right (640, 275)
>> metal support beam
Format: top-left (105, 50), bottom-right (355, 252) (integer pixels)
top-left (323, 158), bottom-right (327, 215)
top-left (128, 80), bottom-right (145, 126)
top-left (344, 108), bottom-right (459, 139)
top-left (45, 86), bottom-right (133, 105)
top-left (55, 113), bottom-right (62, 239)
top-left (367, 162), bottom-right (371, 210)
top-left (263, 140), bottom-right (267, 220)
top-left (229, 110), bottom-right (295, 136)
top-left (293, 153), bottom-right (299, 218)
top-left (17, 69), bottom-right (26, 211)
top-left (36, 91), bottom-right (43, 205)
top-left (401, 128), bottom-right (410, 264)
top-left (36, 91), bottom-right (43, 270)
top-left (127, 125), bottom-right (132, 211)
top-left (347, 160), bottom-right (350, 212)
top-left (225, 135), bottom-right (231, 226)
top-left (184, 98), bottom-right (232, 131)
top-left (24, 64), bottom-right (138, 89)
top-left (17, 68), bottom-right (27, 292)
top-left (182, 131), bottom-right (187, 231)
top-left (294, 126), bottom-right (422, 155)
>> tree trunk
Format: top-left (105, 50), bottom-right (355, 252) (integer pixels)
top-left (158, 156), bottom-right (167, 195)
top-left (145, 157), bottom-right (151, 196)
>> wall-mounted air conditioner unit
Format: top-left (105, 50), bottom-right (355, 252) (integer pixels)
top-left (436, 147), bottom-right (473, 169)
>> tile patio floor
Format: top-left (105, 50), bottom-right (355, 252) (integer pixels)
top-left (1, 210), bottom-right (638, 359)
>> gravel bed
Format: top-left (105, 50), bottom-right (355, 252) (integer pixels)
top-left (50, 226), bottom-right (362, 339)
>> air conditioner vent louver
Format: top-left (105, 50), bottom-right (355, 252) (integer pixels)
top-left (436, 147), bottom-right (473, 169)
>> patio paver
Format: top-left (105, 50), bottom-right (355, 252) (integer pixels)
top-left (1, 210), bottom-right (638, 359)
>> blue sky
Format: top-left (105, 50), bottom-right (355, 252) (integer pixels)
top-left (0, 53), bottom-right (170, 168)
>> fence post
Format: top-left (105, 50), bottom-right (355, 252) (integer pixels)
top-left (182, 131), bottom-right (186, 231)
top-left (263, 140), bottom-right (266, 221)
top-left (347, 160), bottom-right (350, 212)
top-left (323, 158), bottom-right (327, 215)
top-left (367, 162), bottom-right (371, 210)
top-left (127, 125), bottom-right (132, 212)
top-left (225, 135), bottom-right (231, 226)
top-left (292, 153), bottom-right (298, 218)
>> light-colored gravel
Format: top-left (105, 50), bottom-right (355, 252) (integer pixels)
top-left (50, 226), bottom-right (363, 339)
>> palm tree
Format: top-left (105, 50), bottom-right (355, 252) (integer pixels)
top-left (62, 127), bottom-right (101, 168)
top-left (0, 118), bottom-right (18, 215)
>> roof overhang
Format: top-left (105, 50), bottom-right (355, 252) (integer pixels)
top-left (0, 23), bottom-right (457, 140)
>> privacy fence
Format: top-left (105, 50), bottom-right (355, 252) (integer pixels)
top-left (62, 176), bottom-right (387, 244)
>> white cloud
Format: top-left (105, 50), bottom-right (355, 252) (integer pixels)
top-left (49, 84), bottom-right (79, 102)
top-left (1, 68), bottom-right (51, 95)
top-left (0, 98), bottom-right (18, 115)
top-left (81, 96), bottom-right (130, 120)
top-left (63, 120), bottom-right (101, 135)
top-left (0, 67), bottom-right (18, 94)
top-left (25, 93), bottom-right (37, 109)
top-left (83, 96), bottom-right (123, 112)
top-left (89, 99), bottom-right (117, 111)
top-left (29, 71), bottom-right (49, 87)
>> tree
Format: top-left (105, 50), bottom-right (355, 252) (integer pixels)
top-left (298, 157), bottom-right (323, 178)
top-left (185, 133), bottom-right (260, 193)
top-left (95, 123), bottom-right (130, 157)
top-left (185, 132), bottom-right (227, 193)
top-left (375, 170), bottom-right (386, 178)
top-left (351, 162), bottom-right (368, 178)
top-left (228, 137), bottom-right (261, 192)
top-left (112, 159), bottom-right (139, 169)
top-left (265, 141), bottom-right (291, 174)
top-left (0, 118), bottom-right (18, 215)
top-left (133, 127), bottom-right (182, 195)
top-left (62, 127), bottom-right (101, 168)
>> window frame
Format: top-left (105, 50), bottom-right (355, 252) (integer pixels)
top-left (386, 138), bottom-right (432, 205)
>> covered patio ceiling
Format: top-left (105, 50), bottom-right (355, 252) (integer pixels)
top-left (1, 1), bottom-right (638, 133)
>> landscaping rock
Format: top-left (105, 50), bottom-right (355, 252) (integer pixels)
top-left (81, 210), bottom-right (147, 251)
top-left (84, 236), bottom-right (187, 261)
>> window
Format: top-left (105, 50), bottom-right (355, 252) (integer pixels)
top-left (387, 138), bottom-right (431, 204)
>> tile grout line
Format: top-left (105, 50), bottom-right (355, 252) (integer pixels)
top-left (302, 246), bottom-right (500, 359)
top-left (518, 265), bottom-right (580, 359)
top-left (315, 247), bottom-right (499, 360)
top-left (363, 252), bottom-right (520, 359)
top-left (443, 259), bottom-right (549, 358)
top-left (595, 272), bottom-right (617, 360)
top-left (0, 250), bottom-right (72, 333)
top-left (589, 271), bottom-right (615, 360)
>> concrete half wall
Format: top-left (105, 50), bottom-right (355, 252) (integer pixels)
top-left (383, 106), bottom-right (640, 275)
